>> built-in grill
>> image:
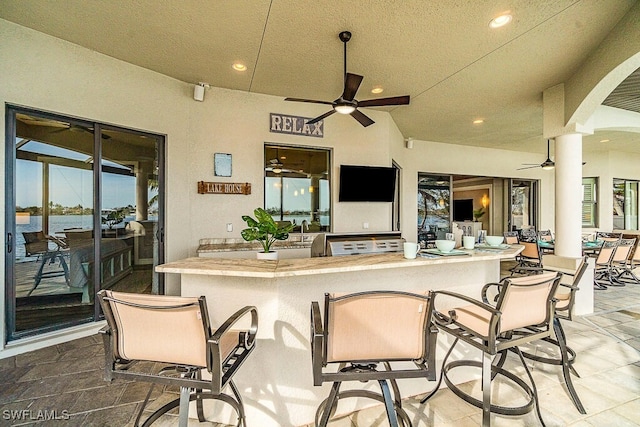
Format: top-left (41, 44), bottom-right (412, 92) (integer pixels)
top-left (311, 232), bottom-right (404, 257)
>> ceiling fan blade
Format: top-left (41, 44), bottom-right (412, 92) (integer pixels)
top-left (358, 95), bottom-right (411, 108)
top-left (306, 110), bottom-right (336, 125)
top-left (350, 109), bottom-right (375, 127)
top-left (342, 73), bottom-right (363, 101)
top-left (516, 165), bottom-right (541, 170)
top-left (284, 97), bottom-right (334, 106)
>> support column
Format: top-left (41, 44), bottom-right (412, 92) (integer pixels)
top-left (136, 162), bottom-right (150, 221)
top-left (554, 133), bottom-right (583, 258)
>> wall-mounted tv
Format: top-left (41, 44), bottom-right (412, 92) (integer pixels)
top-left (339, 165), bottom-right (396, 202)
top-left (453, 199), bottom-right (474, 221)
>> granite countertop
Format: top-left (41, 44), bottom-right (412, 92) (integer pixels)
top-left (197, 234), bottom-right (318, 253)
top-left (157, 245), bottom-right (524, 278)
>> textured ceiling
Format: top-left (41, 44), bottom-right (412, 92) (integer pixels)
top-left (1, 0), bottom-right (638, 155)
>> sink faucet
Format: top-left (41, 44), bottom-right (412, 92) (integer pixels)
top-left (301, 220), bottom-right (308, 239)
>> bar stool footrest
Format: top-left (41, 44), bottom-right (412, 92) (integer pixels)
top-left (443, 359), bottom-right (535, 417)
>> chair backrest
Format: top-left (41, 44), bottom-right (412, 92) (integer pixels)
top-left (324, 291), bottom-right (430, 363)
top-left (98, 290), bottom-right (210, 368)
top-left (595, 240), bottom-right (618, 266)
top-left (497, 271), bottom-right (561, 333)
top-left (538, 230), bottom-right (553, 242)
top-left (22, 231), bottom-right (49, 256)
top-left (520, 240), bottom-right (541, 262)
top-left (503, 231), bottom-right (519, 244)
top-left (554, 256), bottom-right (589, 316)
top-left (596, 231), bottom-right (622, 242)
top-left (612, 238), bottom-right (635, 263)
top-left (520, 229), bottom-right (537, 242)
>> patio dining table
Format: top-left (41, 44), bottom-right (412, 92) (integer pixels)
top-left (537, 240), bottom-right (602, 255)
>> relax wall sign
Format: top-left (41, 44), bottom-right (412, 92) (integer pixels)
top-left (269, 113), bottom-right (324, 138)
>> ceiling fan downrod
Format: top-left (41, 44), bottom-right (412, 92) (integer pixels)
top-left (339, 31), bottom-right (351, 89)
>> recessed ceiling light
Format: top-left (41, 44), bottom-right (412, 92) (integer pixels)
top-left (489, 13), bottom-right (512, 28)
top-left (600, 139), bottom-right (610, 143)
top-left (473, 119), bottom-right (484, 124)
top-left (232, 62), bottom-right (247, 71)
top-left (371, 86), bottom-right (384, 94)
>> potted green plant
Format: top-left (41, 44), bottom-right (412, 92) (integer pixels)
top-left (473, 208), bottom-right (485, 222)
top-left (241, 208), bottom-right (295, 259)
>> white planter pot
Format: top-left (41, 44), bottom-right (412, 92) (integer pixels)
top-left (256, 251), bottom-right (278, 260)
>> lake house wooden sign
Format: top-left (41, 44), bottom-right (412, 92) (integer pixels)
top-left (270, 113), bottom-right (324, 138)
top-left (197, 181), bottom-right (251, 195)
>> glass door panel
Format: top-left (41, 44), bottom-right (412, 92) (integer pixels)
top-left (99, 127), bottom-right (160, 294)
top-left (12, 113), bottom-right (95, 337)
top-left (510, 179), bottom-right (538, 231)
top-left (418, 174), bottom-right (451, 246)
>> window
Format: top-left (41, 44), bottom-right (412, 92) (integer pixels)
top-left (613, 178), bottom-right (639, 230)
top-left (582, 177), bottom-right (597, 228)
top-left (264, 145), bottom-right (331, 232)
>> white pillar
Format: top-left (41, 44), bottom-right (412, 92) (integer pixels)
top-left (554, 134), bottom-right (583, 258)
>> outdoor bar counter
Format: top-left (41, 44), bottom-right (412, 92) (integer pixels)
top-left (156, 246), bottom-right (523, 426)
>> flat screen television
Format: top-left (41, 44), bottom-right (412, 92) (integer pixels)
top-left (453, 199), bottom-right (474, 221)
top-left (339, 165), bottom-right (396, 202)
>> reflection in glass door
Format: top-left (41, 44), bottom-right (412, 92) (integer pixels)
top-left (5, 107), bottom-right (164, 340)
top-left (509, 179), bottom-right (538, 231)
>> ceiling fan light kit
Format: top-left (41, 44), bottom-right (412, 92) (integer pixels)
top-left (284, 31), bottom-right (410, 127)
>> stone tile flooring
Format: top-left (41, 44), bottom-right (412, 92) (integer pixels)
top-left (1, 266), bottom-right (639, 426)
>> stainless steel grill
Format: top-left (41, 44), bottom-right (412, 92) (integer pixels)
top-left (311, 232), bottom-right (404, 257)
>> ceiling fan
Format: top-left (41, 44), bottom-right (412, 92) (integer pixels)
top-left (517, 139), bottom-right (586, 170)
top-left (284, 31), bottom-right (410, 127)
top-left (17, 115), bottom-right (111, 139)
top-left (518, 140), bottom-right (556, 170)
top-left (265, 158), bottom-right (307, 176)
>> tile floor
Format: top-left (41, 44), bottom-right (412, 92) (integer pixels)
top-left (1, 265), bottom-right (639, 427)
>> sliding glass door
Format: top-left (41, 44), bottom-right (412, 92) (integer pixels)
top-left (5, 106), bottom-right (164, 340)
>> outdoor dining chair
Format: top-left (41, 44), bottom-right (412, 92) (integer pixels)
top-left (22, 231), bottom-right (70, 296)
top-left (97, 290), bottom-right (258, 427)
top-left (593, 240), bottom-right (619, 289)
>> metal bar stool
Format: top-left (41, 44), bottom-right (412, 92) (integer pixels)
top-left (98, 290), bottom-right (258, 427)
top-left (311, 290), bottom-right (438, 427)
top-left (421, 272), bottom-right (562, 427)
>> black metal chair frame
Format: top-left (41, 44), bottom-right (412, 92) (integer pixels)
top-left (616, 238), bottom-right (640, 284)
top-left (608, 238), bottom-right (637, 286)
top-left (311, 291), bottom-right (438, 427)
top-left (98, 291), bottom-right (258, 427)
top-left (594, 240), bottom-right (620, 290)
top-left (483, 257), bottom-right (589, 414)
top-left (22, 231), bottom-right (70, 296)
top-left (421, 272), bottom-right (562, 427)
top-left (510, 232), bottom-right (543, 276)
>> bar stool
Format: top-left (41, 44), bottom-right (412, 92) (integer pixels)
top-left (484, 256), bottom-right (589, 414)
top-left (310, 290), bottom-right (437, 427)
top-left (421, 272), bottom-right (562, 427)
top-left (97, 290), bottom-right (258, 427)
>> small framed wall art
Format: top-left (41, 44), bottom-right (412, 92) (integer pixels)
top-left (214, 153), bottom-right (232, 177)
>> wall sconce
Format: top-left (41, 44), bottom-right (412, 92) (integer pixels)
top-left (481, 194), bottom-right (490, 209)
top-left (438, 198), bottom-right (445, 207)
top-left (193, 82), bottom-right (210, 101)
top-left (16, 212), bottom-right (30, 225)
